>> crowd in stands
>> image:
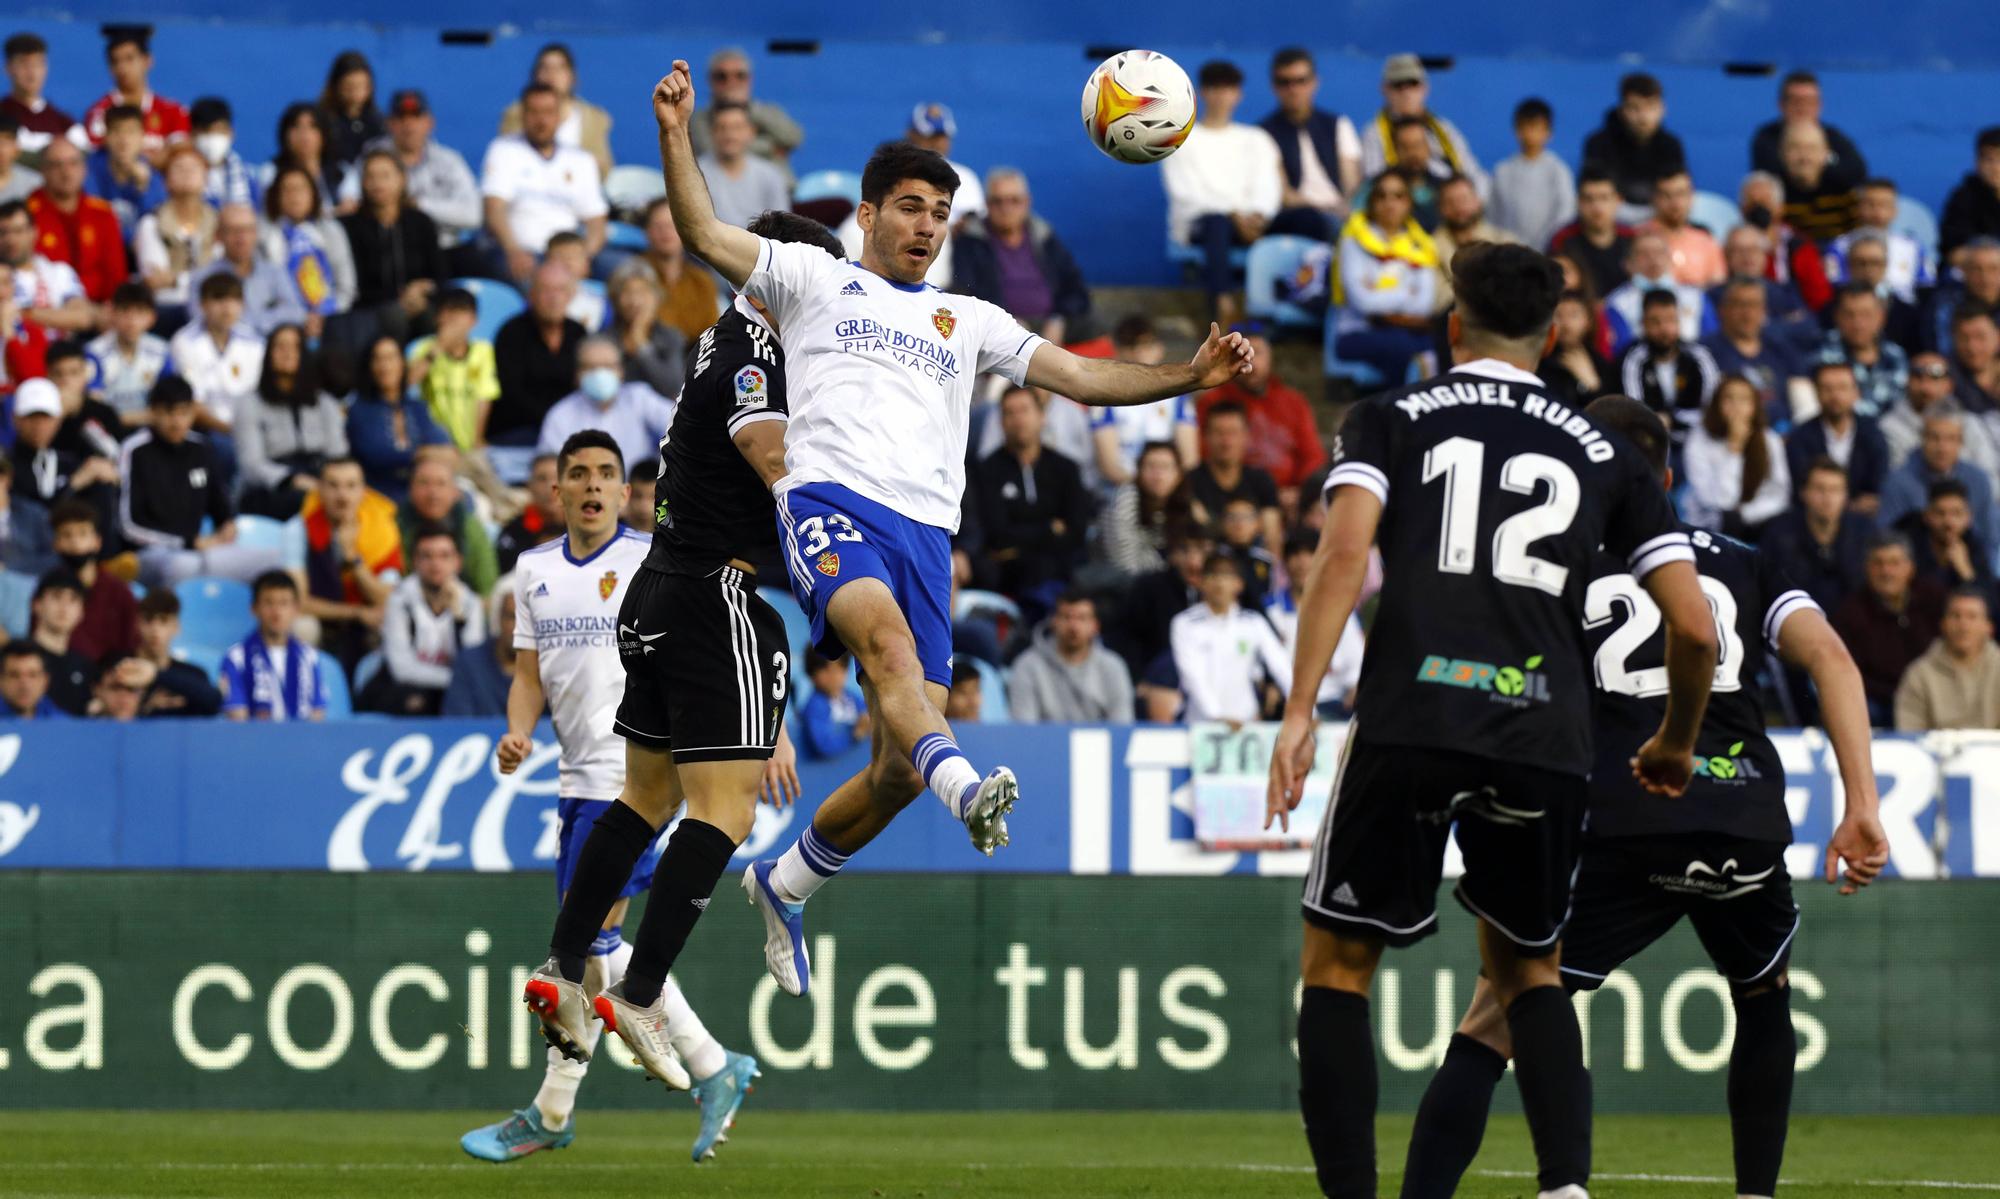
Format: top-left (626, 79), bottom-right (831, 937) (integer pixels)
top-left (3, 28), bottom-right (2000, 736)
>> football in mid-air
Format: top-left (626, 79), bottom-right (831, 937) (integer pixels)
top-left (1080, 50), bottom-right (1195, 164)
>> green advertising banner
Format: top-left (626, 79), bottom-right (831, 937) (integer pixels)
top-left (3, 872), bottom-right (1995, 1113)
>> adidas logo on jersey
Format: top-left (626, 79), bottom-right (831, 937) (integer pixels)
top-left (531, 582), bottom-right (550, 598)
top-left (839, 280), bottom-right (866, 295)
top-left (1330, 883), bottom-right (1358, 907)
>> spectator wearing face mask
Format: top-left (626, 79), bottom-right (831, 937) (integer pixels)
top-left (535, 335), bottom-right (675, 473)
top-left (189, 96), bottom-right (257, 211)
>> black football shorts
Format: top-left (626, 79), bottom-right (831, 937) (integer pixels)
top-left (613, 565), bottom-right (788, 763)
top-left (1301, 732), bottom-right (1588, 956)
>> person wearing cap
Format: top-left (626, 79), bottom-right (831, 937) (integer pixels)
top-left (1359, 53), bottom-right (1488, 202)
top-left (10, 375), bottom-right (118, 519)
top-left (0, 114), bottom-right (42, 203)
top-left (906, 103), bottom-right (985, 222)
top-left (190, 96), bottom-right (258, 211)
top-left (695, 101), bottom-right (790, 231)
top-left (1196, 320), bottom-right (1325, 496)
top-left (690, 47), bottom-right (804, 173)
top-left (349, 89), bottom-right (483, 257)
top-left (1161, 59), bottom-right (1283, 326)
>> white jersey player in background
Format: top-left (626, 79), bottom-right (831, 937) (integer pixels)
top-left (461, 430), bottom-right (758, 1164)
top-left (649, 60), bottom-right (1257, 998)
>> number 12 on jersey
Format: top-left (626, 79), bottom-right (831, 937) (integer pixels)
top-left (1421, 435), bottom-right (1580, 596)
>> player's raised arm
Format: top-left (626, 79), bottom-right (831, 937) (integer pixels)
top-left (1631, 559), bottom-right (1719, 795)
top-left (1775, 608), bottom-right (1890, 893)
top-left (1024, 322), bottom-right (1254, 407)
top-left (653, 62), bottom-right (760, 286)
top-left (1265, 483), bottom-right (1380, 831)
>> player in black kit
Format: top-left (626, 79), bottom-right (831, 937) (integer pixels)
top-left (526, 211), bottom-right (847, 1092)
top-left (1397, 396), bottom-right (1890, 1199)
top-left (1266, 243), bottom-right (1721, 1199)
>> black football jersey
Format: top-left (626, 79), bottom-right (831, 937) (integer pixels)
top-left (1327, 359), bottom-right (1691, 776)
top-left (644, 305), bottom-right (788, 576)
top-left (1584, 526), bottom-right (1817, 843)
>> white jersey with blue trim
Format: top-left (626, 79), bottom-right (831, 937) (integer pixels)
top-left (742, 238), bottom-right (1049, 532)
top-left (511, 526), bottom-right (651, 799)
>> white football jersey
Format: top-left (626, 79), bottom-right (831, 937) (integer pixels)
top-left (511, 527), bottom-right (651, 800)
top-left (742, 238), bottom-right (1048, 532)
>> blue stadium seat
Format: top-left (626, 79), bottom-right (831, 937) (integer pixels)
top-left (759, 585), bottom-right (814, 703)
top-left (451, 277), bottom-right (526, 344)
top-left (794, 170), bottom-right (862, 206)
top-left (1321, 308), bottom-right (1386, 392)
top-left (1243, 234), bottom-right (1325, 334)
top-left (955, 589), bottom-right (1023, 647)
top-left (232, 514), bottom-right (287, 555)
top-left (1692, 190), bottom-right (1741, 241)
top-left (174, 577), bottom-right (252, 655)
top-left (970, 656), bottom-right (1009, 722)
top-left (177, 644), bottom-right (222, 680)
top-left (353, 649), bottom-right (384, 697)
top-left (605, 220), bottom-right (649, 253)
top-left (604, 165), bottom-right (666, 218)
top-left (0, 569), bottom-right (34, 640)
top-left (1167, 237), bottom-right (1248, 278)
top-left (320, 655), bottom-right (353, 719)
top-left (1894, 196), bottom-right (1940, 254)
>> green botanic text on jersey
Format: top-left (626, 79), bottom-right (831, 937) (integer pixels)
top-left (1417, 652), bottom-right (1551, 704)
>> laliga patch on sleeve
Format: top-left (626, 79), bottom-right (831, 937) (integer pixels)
top-left (733, 365), bottom-right (769, 408)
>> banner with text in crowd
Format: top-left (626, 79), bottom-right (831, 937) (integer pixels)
top-left (1, 721), bottom-right (1997, 877)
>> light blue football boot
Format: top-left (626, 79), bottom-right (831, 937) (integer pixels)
top-left (689, 1051), bottom-right (761, 1161)
top-left (459, 1107), bottom-right (575, 1162)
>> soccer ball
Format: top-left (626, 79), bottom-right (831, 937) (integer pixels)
top-left (1080, 50), bottom-right (1196, 164)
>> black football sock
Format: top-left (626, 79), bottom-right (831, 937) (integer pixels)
top-left (1507, 985), bottom-right (1592, 1193)
top-left (1728, 986), bottom-right (1796, 1198)
top-left (1400, 1032), bottom-right (1509, 1199)
top-left (548, 800), bottom-right (659, 983)
top-left (621, 818), bottom-right (740, 1008)
top-left (1298, 986), bottom-right (1378, 1199)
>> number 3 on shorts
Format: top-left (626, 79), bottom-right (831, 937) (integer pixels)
top-left (797, 513), bottom-right (864, 558)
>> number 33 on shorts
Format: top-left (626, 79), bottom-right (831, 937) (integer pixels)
top-left (797, 513), bottom-right (864, 558)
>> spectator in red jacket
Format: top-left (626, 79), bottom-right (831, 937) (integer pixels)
top-left (81, 30), bottom-right (188, 162)
top-left (27, 138), bottom-right (127, 303)
top-left (1196, 321), bottom-right (1325, 501)
top-left (48, 498), bottom-right (137, 662)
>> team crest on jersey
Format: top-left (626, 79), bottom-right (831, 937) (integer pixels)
top-left (931, 307), bottom-right (956, 339)
top-left (599, 570), bottom-right (618, 600)
top-left (733, 364), bottom-right (768, 407)
top-left (816, 551), bottom-right (840, 577)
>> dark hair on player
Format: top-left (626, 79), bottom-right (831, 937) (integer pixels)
top-left (1577, 165), bottom-right (1617, 194)
top-left (198, 270), bottom-right (244, 303)
top-left (1927, 476), bottom-right (1972, 507)
top-left (1271, 47), bottom-right (1314, 75)
top-left (1513, 97), bottom-right (1552, 126)
top-left (746, 209), bottom-right (844, 258)
top-left (1585, 394), bottom-right (1672, 483)
top-left (44, 339), bottom-right (86, 371)
top-left (1803, 455), bottom-right (1848, 484)
top-left (627, 460), bottom-right (658, 485)
top-left (411, 519), bottom-right (461, 553)
top-left (5, 33), bottom-right (48, 60)
top-left (138, 589), bottom-right (181, 619)
top-left (557, 428), bottom-right (623, 474)
top-left (860, 141), bottom-right (960, 210)
top-left (1204, 399), bottom-right (1249, 426)
top-left (1978, 126), bottom-right (2000, 155)
top-left (1196, 60), bottom-right (1244, 89)
top-left (146, 374), bottom-right (195, 409)
top-left (1451, 242), bottom-right (1565, 343)
top-left (48, 498), bottom-right (99, 534)
top-left (111, 280), bottom-right (155, 310)
top-left (251, 569), bottom-right (299, 601)
top-left (1618, 72), bottom-right (1663, 100)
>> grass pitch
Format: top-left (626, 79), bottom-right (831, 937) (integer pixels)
top-left (4, 1110), bottom-right (1995, 1197)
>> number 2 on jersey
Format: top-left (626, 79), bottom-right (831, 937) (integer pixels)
top-left (1586, 574), bottom-right (1743, 696)
top-left (1420, 436), bottom-right (1580, 595)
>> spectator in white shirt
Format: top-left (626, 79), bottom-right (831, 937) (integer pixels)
top-left (1, 197), bottom-right (90, 334)
top-left (167, 271), bottom-right (263, 433)
top-left (480, 82), bottom-right (607, 284)
top-left (1161, 59), bottom-right (1282, 325)
top-left (366, 520), bottom-right (484, 715)
top-left (86, 281), bottom-right (168, 426)
top-left (536, 335), bottom-right (675, 471)
top-left (1683, 374), bottom-right (1793, 536)
top-left (1170, 552), bottom-right (1292, 725)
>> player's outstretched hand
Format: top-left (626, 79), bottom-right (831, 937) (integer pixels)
top-left (1630, 733), bottom-right (1694, 796)
top-left (653, 61), bottom-right (696, 132)
top-left (762, 729), bottom-right (801, 807)
top-left (496, 731), bottom-right (533, 775)
top-left (1189, 322), bottom-right (1255, 390)
top-left (1264, 715), bottom-right (1317, 833)
top-left (1825, 810), bottom-right (1890, 895)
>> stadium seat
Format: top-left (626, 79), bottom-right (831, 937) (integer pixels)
top-left (320, 656), bottom-right (354, 719)
top-left (353, 650), bottom-right (384, 697)
top-left (576, 279), bottom-right (609, 331)
top-left (1894, 196), bottom-right (1940, 254)
top-left (606, 220), bottom-right (649, 253)
top-left (174, 577), bottom-right (252, 654)
top-left (1167, 237), bottom-right (1248, 278)
top-left (1243, 234), bottom-right (1325, 335)
top-left (955, 589), bottom-right (1023, 646)
top-left (177, 644), bottom-right (222, 680)
top-left (1321, 308), bottom-right (1387, 392)
top-left (967, 655), bottom-right (1010, 721)
top-left (793, 169), bottom-right (862, 230)
top-left (0, 569), bottom-right (34, 640)
top-left (233, 514), bottom-right (287, 554)
top-left (1692, 190), bottom-right (1741, 241)
top-left (451, 277), bottom-right (527, 344)
top-left (486, 446), bottom-right (539, 486)
top-left (759, 585), bottom-right (814, 701)
top-left (604, 165), bottom-right (666, 219)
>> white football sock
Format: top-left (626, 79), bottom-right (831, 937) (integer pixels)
top-left (533, 1019), bottom-right (602, 1130)
top-left (770, 823), bottom-right (852, 905)
top-left (660, 975), bottom-right (729, 1081)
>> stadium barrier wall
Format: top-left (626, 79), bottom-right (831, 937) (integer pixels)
top-left (0, 722), bottom-right (1995, 878)
top-left (4, 871), bottom-right (1995, 1113)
